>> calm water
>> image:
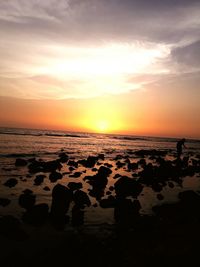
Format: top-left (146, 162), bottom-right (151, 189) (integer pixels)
top-left (0, 127), bottom-right (200, 226)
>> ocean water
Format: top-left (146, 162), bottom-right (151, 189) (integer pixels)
top-left (0, 127), bottom-right (200, 226)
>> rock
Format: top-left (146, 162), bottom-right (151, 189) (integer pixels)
top-left (116, 161), bottom-right (125, 168)
top-left (49, 171), bottom-right (62, 183)
top-left (28, 159), bottom-right (62, 173)
top-left (0, 215), bottom-right (28, 240)
top-left (15, 158), bottom-right (28, 166)
top-left (43, 186), bottom-right (50, 191)
top-left (168, 181), bottom-right (174, 188)
top-left (23, 189), bottom-right (33, 194)
top-left (78, 156), bottom-right (98, 168)
top-left (18, 192), bottom-right (36, 210)
top-left (50, 184), bottom-right (72, 229)
top-left (157, 194), bottom-right (164, 200)
top-left (4, 178), bottom-right (18, 188)
top-left (67, 182), bottom-right (83, 191)
top-left (98, 154), bottom-right (105, 160)
top-left (99, 196), bottom-right (116, 208)
top-left (69, 172), bottom-right (82, 178)
top-left (34, 174), bottom-right (46, 185)
top-left (114, 176), bottom-right (143, 198)
top-left (128, 162), bottom-right (138, 171)
top-left (22, 203), bottom-right (49, 226)
top-left (0, 198), bottom-right (11, 207)
top-left (69, 166), bottom-right (75, 172)
top-left (73, 190), bottom-right (91, 208)
top-left (68, 160), bottom-right (78, 168)
top-left (58, 152), bottom-right (69, 163)
top-left (135, 149), bottom-right (167, 157)
top-left (98, 166), bottom-right (112, 177)
top-left (113, 174), bottom-right (121, 179)
top-left (104, 163), bottom-right (113, 168)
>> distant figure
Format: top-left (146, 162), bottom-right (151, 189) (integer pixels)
top-left (176, 138), bottom-right (186, 159)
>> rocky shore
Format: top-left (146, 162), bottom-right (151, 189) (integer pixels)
top-left (0, 149), bottom-right (200, 266)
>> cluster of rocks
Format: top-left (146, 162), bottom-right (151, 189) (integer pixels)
top-left (1, 150), bottom-right (200, 233)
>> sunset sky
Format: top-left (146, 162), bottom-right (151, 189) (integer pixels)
top-left (0, 0), bottom-right (200, 138)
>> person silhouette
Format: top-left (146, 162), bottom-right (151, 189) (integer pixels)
top-left (176, 138), bottom-right (186, 159)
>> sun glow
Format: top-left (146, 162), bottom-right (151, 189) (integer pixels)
top-left (95, 120), bottom-right (109, 133)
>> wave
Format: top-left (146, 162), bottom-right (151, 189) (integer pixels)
top-left (112, 136), bottom-right (149, 141)
top-left (0, 131), bottom-right (90, 139)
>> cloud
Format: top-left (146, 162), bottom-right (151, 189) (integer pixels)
top-left (0, 0), bottom-right (200, 99)
top-left (171, 40), bottom-right (200, 69)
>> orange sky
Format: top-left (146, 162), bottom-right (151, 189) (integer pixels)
top-left (0, 1), bottom-right (200, 138)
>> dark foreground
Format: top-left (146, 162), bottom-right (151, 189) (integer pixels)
top-left (1, 217), bottom-right (200, 267)
top-left (0, 150), bottom-right (200, 266)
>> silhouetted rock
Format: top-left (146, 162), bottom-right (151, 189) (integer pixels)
top-left (157, 194), bottom-right (164, 200)
top-left (86, 167), bottom-right (112, 199)
top-left (28, 159), bottom-right (62, 173)
top-left (98, 166), bottom-right (112, 177)
top-left (4, 178), bottom-right (18, 188)
top-left (128, 162), bottom-right (138, 171)
top-left (78, 156), bottom-right (98, 168)
top-left (15, 158), bottom-right (28, 166)
top-left (0, 215), bottom-right (28, 240)
top-left (69, 171), bottom-right (82, 178)
top-left (50, 184), bottom-right (72, 229)
top-left (22, 203), bottom-right (49, 226)
top-left (23, 189), bottom-right (33, 194)
top-left (168, 181), bottom-right (174, 188)
top-left (104, 162), bottom-right (113, 168)
top-left (100, 196), bottom-right (116, 208)
top-left (58, 152), bottom-right (69, 163)
top-left (43, 186), bottom-right (50, 191)
top-left (68, 160), bottom-right (78, 168)
top-left (137, 158), bottom-right (146, 166)
top-left (135, 149), bottom-right (167, 157)
top-left (49, 171), bottom-right (62, 183)
top-left (116, 161), bottom-right (125, 168)
top-left (68, 182), bottom-right (83, 191)
top-left (113, 174), bottom-right (121, 179)
top-left (34, 174), bottom-right (46, 185)
top-left (73, 190), bottom-right (91, 208)
top-left (98, 153), bottom-right (105, 160)
top-left (114, 176), bottom-right (143, 198)
top-left (0, 198), bottom-right (11, 207)
top-left (19, 192), bottom-right (36, 211)
top-left (109, 186), bottom-right (114, 191)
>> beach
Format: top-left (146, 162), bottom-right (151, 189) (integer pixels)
top-left (0, 127), bottom-right (200, 266)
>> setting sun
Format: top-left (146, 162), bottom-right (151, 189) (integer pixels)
top-left (95, 120), bottom-right (109, 133)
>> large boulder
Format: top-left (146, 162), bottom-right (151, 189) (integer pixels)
top-left (50, 184), bottom-right (72, 229)
top-left (49, 171), bottom-right (62, 183)
top-left (114, 176), bottom-right (143, 198)
top-left (4, 178), bottom-right (18, 188)
top-left (73, 190), bottom-right (91, 208)
top-left (18, 191), bottom-right (36, 210)
top-left (15, 158), bottom-right (28, 166)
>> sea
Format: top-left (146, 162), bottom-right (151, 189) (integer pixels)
top-left (0, 127), bottom-right (200, 227)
